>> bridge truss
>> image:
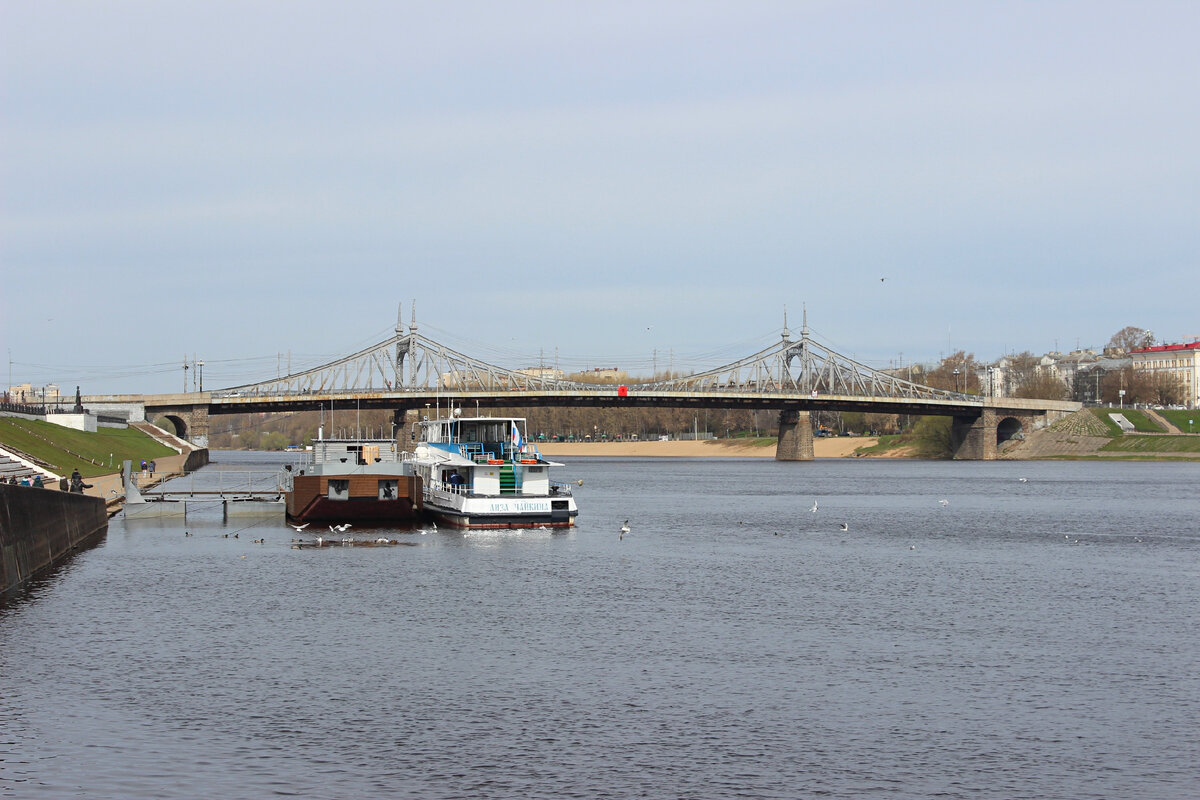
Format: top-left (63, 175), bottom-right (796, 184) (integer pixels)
top-left (215, 315), bottom-right (967, 404)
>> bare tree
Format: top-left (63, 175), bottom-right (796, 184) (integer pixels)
top-left (1013, 372), bottom-right (1070, 401)
top-left (1106, 326), bottom-right (1155, 354)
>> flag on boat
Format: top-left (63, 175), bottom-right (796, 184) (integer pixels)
top-left (511, 422), bottom-right (523, 452)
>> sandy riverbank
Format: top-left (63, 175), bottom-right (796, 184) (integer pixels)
top-left (537, 437), bottom-right (877, 458)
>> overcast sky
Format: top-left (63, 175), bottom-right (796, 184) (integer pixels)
top-left (3, 1), bottom-right (1197, 394)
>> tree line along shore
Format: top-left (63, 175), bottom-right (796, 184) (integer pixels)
top-left (195, 406), bottom-right (1200, 461)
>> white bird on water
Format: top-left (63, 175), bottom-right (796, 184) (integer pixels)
top-left (619, 520), bottom-right (630, 539)
top-left (1018, 477), bottom-right (1028, 483)
top-left (938, 499), bottom-right (950, 507)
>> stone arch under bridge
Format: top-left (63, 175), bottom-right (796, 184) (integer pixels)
top-left (948, 403), bottom-right (1073, 460)
top-left (143, 403), bottom-right (210, 448)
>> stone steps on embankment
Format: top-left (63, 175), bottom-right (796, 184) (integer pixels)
top-left (0, 448), bottom-right (58, 484)
top-left (1143, 408), bottom-right (1182, 434)
top-left (130, 421), bottom-right (188, 452)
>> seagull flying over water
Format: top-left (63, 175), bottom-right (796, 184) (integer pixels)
top-left (938, 499), bottom-right (950, 507)
top-left (810, 500), bottom-right (819, 513)
top-left (334, 523), bottom-right (352, 532)
top-left (839, 523), bottom-right (848, 531)
top-left (290, 522), bottom-right (309, 531)
top-left (1018, 477), bottom-right (1028, 483)
top-left (619, 520), bottom-right (630, 540)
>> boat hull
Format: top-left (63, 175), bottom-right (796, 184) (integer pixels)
top-left (286, 473), bottom-right (422, 524)
top-left (424, 490), bottom-right (577, 529)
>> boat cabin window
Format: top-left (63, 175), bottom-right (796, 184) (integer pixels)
top-left (328, 480), bottom-right (349, 500)
top-left (378, 480), bottom-right (398, 500)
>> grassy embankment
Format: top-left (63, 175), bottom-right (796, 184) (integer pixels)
top-left (1087, 407), bottom-right (1200, 455)
top-left (833, 407), bottom-right (1200, 459)
top-left (1158, 409), bottom-right (1198, 434)
top-left (0, 418), bottom-right (176, 477)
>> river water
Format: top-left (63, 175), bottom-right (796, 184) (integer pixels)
top-left (2, 453), bottom-right (1198, 799)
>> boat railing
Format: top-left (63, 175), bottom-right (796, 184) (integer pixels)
top-left (549, 482), bottom-right (574, 497)
top-left (431, 479), bottom-right (470, 496)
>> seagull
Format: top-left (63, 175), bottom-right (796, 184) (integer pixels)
top-left (315, 536), bottom-right (324, 546)
top-left (375, 537), bottom-right (389, 544)
top-left (938, 499), bottom-right (949, 507)
top-left (839, 522), bottom-right (848, 531)
top-left (334, 523), bottom-right (352, 532)
top-left (619, 520), bottom-right (630, 539)
top-left (290, 522), bottom-right (310, 531)
top-left (909, 544), bottom-right (916, 550)
top-left (1018, 477), bottom-right (1028, 483)
top-left (810, 500), bottom-right (819, 513)
top-left (576, 479), bottom-right (584, 487)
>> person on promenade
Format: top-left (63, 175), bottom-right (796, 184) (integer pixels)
top-left (69, 469), bottom-right (91, 493)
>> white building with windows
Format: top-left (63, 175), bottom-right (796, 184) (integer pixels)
top-left (1129, 341), bottom-right (1200, 408)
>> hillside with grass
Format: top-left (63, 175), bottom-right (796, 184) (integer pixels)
top-left (0, 418), bottom-right (177, 478)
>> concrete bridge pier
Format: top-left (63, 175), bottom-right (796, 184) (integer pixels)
top-left (951, 409), bottom-right (998, 460)
top-left (393, 408), bottom-right (412, 443)
top-left (776, 410), bottom-right (814, 461)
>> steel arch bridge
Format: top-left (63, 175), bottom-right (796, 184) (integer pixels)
top-left (107, 310), bottom-right (1078, 459)
top-left (212, 313), bottom-right (969, 406)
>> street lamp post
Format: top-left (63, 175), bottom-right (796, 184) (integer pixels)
top-left (1119, 389), bottom-right (1125, 409)
top-left (197, 360), bottom-right (204, 392)
top-left (953, 368), bottom-right (961, 393)
top-left (182, 361), bottom-right (190, 393)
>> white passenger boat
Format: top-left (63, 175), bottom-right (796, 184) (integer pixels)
top-left (411, 412), bottom-right (578, 529)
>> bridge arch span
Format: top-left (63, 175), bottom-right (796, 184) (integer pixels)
top-left (152, 414), bottom-right (188, 440)
top-left (996, 416), bottom-right (1024, 446)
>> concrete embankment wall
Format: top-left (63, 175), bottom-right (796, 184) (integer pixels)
top-left (0, 485), bottom-right (108, 596)
top-left (184, 448), bottom-right (210, 472)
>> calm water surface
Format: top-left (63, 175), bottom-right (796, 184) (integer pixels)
top-left (2, 453), bottom-right (1199, 799)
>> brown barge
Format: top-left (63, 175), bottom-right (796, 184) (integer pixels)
top-left (284, 439), bottom-right (422, 524)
